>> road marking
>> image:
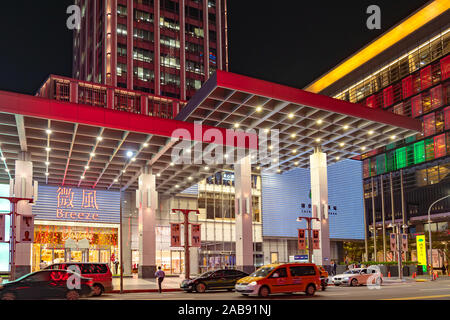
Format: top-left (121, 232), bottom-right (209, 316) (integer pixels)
top-left (383, 294), bottom-right (450, 300)
top-left (420, 288), bottom-right (450, 291)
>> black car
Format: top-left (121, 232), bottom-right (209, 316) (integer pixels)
top-left (181, 269), bottom-right (248, 293)
top-left (0, 270), bottom-right (93, 300)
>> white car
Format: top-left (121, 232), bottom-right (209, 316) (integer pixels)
top-left (332, 268), bottom-right (383, 287)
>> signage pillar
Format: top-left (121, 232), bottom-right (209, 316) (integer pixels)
top-left (309, 147), bottom-right (331, 266)
top-left (138, 171), bottom-right (158, 279)
top-left (234, 155), bottom-right (254, 274)
top-left (12, 152), bottom-right (34, 278)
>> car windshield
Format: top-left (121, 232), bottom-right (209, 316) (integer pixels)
top-left (199, 271), bottom-right (214, 278)
top-left (344, 270), bottom-right (360, 274)
top-left (250, 267), bottom-right (275, 278)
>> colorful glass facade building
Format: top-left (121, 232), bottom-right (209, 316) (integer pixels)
top-left (307, 2), bottom-right (449, 263)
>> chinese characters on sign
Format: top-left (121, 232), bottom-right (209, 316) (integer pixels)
top-left (416, 235), bottom-right (427, 267)
top-left (56, 187), bottom-right (100, 221)
top-left (191, 224), bottom-right (201, 247)
top-left (298, 229), bottom-right (306, 250)
top-left (312, 230), bottom-right (320, 250)
top-left (170, 223), bottom-right (181, 247)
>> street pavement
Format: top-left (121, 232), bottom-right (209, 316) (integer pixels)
top-left (88, 278), bottom-right (450, 300)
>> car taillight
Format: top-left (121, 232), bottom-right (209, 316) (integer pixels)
top-left (86, 280), bottom-right (94, 286)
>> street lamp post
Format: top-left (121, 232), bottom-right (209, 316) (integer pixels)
top-left (171, 209), bottom-right (200, 280)
top-left (427, 194), bottom-right (450, 280)
top-left (388, 222), bottom-right (408, 280)
top-left (297, 216), bottom-right (319, 263)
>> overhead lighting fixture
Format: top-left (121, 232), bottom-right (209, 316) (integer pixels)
top-left (97, 136), bottom-right (103, 141)
top-left (264, 128), bottom-right (270, 134)
top-left (131, 158), bottom-right (136, 162)
top-left (316, 119), bottom-right (323, 125)
top-left (170, 162), bottom-right (175, 167)
top-left (46, 129), bottom-right (52, 135)
top-left (122, 170), bottom-right (126, 174)
top-left (126, 151), bottom-right (133, 158)
top-left (188, 177), bottom-right (193, 181)
top-left (343, 125), bottom-right (349, 130)
top-left (5, 169), bottom-right (9, 173)
top-left (368, 130), bottom-right (374, 135)
top-left (234, 123), bottom-right (240, 129)
top-left (45, 172), bottom-right (49, 176)
top-left (339, 143), bottom-right (345, 147)
top-left (45, 147), bottom-right (51, 152)
top-left (204, 166), bottom-right (209, 171)
top-left (294, 162), bottom-right (299, 166)
top-left (315, 138), bottom-right (321, 143)
top-left (256, 166), bottom-right (260, 170)
top-left (157, 173), bottom-right (161, 177)
top-left (85, 166), bottom-right (90, 170)
top-left (175, 185), bottom-right (180, 188)
top-left (361, 146), bottom-right (367, 151)
top-left (288, 113), bottom-right (294, 119)
top-left (256, 106), bottom-right (262, 113)
top-left (391, 135), bottom-right (397, 140)
top-left (273, 159), bottom-right (278, 163)
top-left (114, 178), bottom-right (118, 183)
top-left (291, 133), bottom-right (297, 139)
top-left (90, 152), bottom-right (96, 157)
top-left (1, 157), bottom-right (5, 161)
top-left (277, 169), bottom-right (281, 173)
top-left (185, 148), bottom-right (191, 154)
top-left (336, 157), bottom-right (340, 161)
top-left (143, 143), bottom-right (149, 148)
top-left (45, 161), bottom-right (50, 166)
top-left (224, 154), bottom-right (229, 159)
top-left (81, 176), bottom-right (85, 180)
top-left (292, 149), bottom-right (297, 154)
top-left (268, 145), bottom-right (273, 150)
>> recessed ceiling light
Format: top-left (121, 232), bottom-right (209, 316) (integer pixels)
top-left (1, 157), bottom-right (5, 161)
top-left (288, 113), bottom-right (294, 119)
top-left (234, 123), bottom-right (240, 129)
top-left (46, 129), bottom-right (52, 135)
top-left (175, 185), bottom-right (180, 188)
top-left (81, 176), bottom-right (85, 180)
top-left (90, 152), bottom-right (96, 157)
top-left (204, 166), bottom-right (209, 170)
top-left (185, 148), bottom-right (191, 153)
top-left (5, 169), bottom-right (9, 173)
top-left (340, 143), bottom-right (345, 147)
top-left (256, 166), bottom-right (260, 170)
top-left (97, 136), bottom-right (103, 141)
top-left (131, 158), bottom-right (136, 162)
top-left (45, 147), bottom-right (51, 152)
top-left (157, 173), bottom-right (161, 177)
top-left (268, 146), bottom-right (273, 150)
top-left (361, 146), bottom-right (366, 151)
top-left (122, 170), bottom-right (126, 174)
top-left (114, 178), bottom-right (118, 182)
top-left (368, 130), bottom-right (374, 135)
top-left (45, 162), bottom-right (50, 166)
top-left (170, 162), bottom-right (175, 166)
top-left (291, 133), bottom-right (297, 138)
top-left (126, 151), bottom-right (133, 158)
top-left (343, 125), bottom-right (349, 130)
top-left (277, 169), bottom-right (281, 173)
top-left (336, 157), bottom-right (340, 160)
top-left (391, 135), bottom-right (396, 140)
top-left (273, 159), bottom-right (278, 163)
top-left (85, 166), bottom-right (90, 170)
top-left (45, 172), bottom-right (49, 176)
top-left (292, 149), bottom-right (297, 154)
top-left (315, 138), bottom-right (321, 143)
top-left (256, 106), bottom-right (262, 112)
top-left (224, 154), bottom-right (229, 159)
top-left (294, 162), bottom-right (299, 166)
top-left (143, 143), bottom-right (149, 147)
top-left (264, 128), bottom-right (270, 133)
top-left (316, 119), bottom-right (323, 125)
top-left (188, 177), bottom-right (193, 180)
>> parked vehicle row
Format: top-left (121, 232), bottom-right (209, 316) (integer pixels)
top-left (0, 262), bottom-right (113, 300)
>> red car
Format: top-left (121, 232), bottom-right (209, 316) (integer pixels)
top-left (46, 262), bottom-right (112, 296)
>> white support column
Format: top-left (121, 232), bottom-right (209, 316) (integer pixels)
top-left (234, 155), bottom-right (254, 273)
top-left (12, 152), bottom-right (34, 277)
top-left (310, 147), bottom-right (331, 266)
top-left (138, 171), bottom-right (158, 278)
top-left (190, 246), bottom-right (199, 275)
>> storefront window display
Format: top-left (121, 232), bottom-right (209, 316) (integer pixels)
top-left (32, 224), bottom-right (118, 272)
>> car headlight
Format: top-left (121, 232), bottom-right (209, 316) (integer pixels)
top-left (249, 281), bottom-right (257, 286)
top-left (343, 277), bottom-right (350, 281)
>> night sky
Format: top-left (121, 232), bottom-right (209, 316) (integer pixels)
top-left (0, 0), bottom-right (430, 95)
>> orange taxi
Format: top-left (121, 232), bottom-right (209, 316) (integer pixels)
top-left (235, 263), bottom-right (321, 297)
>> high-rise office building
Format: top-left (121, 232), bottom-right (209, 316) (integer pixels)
top-left (73, 0), bottom-right (228, 100)
top-left (306, 1), bottom-right (449, 263)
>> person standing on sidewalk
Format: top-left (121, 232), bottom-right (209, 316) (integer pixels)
top-left (155, 266), bottom-right (165, 293)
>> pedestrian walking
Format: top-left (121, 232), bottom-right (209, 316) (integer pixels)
top-left (333, 260), bottom-right (337, 276)
top-left (155, 266), bottom-right (166, 293)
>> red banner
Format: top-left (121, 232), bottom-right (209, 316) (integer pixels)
top-left (390, 233), bottom-right (397, 252)
top-left (312, 230), bottom-right (320, 250)
top-left (0, 214), bottom-right (4, 242)
top-left (298, 229), bottom-right (306, 250)
top-left (401, 234), bottom-right (408, 252)
top-left (170, 223), bottom-right (181, 247)
top-left (191, 224), bottom-right (201, 248)
top-left (19, 215), bottom-right (34, 243)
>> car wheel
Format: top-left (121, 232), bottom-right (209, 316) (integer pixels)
top-left (305, 284), bottom-right (316, 296)
top-left (92, 284), bottom-right (104, 297)
top-left (195, 282), bottom-right (207, 293)
top-left (1, 292), bottom-right (16, 300)
top-left (258, 286), bottom-right (270, 298)
top-left (66, 290), bottom-right (80, 300)
top-left (334, 283), bottom-right (340, 286)
top-left (351, 279), bottom-right (358, 287)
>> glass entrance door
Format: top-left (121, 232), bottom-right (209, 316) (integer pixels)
top-left (70, 250), bottom-right (83, 262)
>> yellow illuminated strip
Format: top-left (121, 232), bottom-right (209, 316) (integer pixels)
top-left (305, 0), bottom-right (450, 93)
top-left (383, 294), bottom-right (450, 300)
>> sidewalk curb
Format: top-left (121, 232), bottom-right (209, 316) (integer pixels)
top-left (111, 288), bottom-right (183, 294)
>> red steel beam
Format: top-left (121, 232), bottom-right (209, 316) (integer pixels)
top-left (0, 90), bottom-right (257, 150)
top-left (215, 70), bottom-right (422, 132)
